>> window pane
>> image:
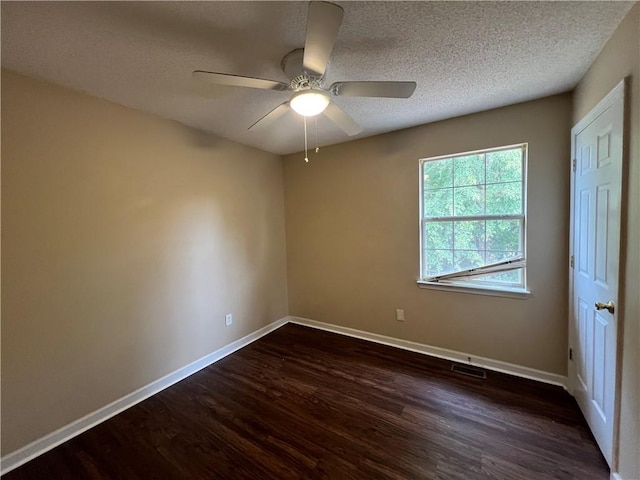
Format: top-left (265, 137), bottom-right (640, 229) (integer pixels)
top-left (454, 250), bottom-right (485, 272)
top-left (486, 148), bottom-right (522, 183)
top-left (423, 159), bottom-right (453, 190)
top-left (454, 155), bottom-right (484, 187)
top-left (474, 269), bottom-right (523, 284)
top-left (454, 220), bottom-right (485, 250)
top-left (425, 222), bottom-right (453, 250)
top-left (425, 249), bottom-right (453, 276)
top-left (425, 188), bottom-right (453, 217)
top-left (486, 219), bottom-right (521, 252)
top-left (486, 181), bottom-right (522, 215)
top-left (453, 185), bottom-right (485, 216)
top-left (486, 250), bottom-right (520, 264)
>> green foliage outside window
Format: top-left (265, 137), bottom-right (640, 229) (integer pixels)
top-left (422, 146), bottom-right (525, 285)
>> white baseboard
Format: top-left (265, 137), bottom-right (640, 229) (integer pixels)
top-left (2, 314), bottom-right (568, 475)
top-left (287, 316), bottom-right (568, 388)
top-left (0, 317), bottom-right (288, 476)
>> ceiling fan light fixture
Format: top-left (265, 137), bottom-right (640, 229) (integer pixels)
top-left (290, 90), bottom-right (330, 117)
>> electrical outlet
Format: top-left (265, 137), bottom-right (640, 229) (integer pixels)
top-left (225, 313), bottom-right (233, 327)
top-left (396, 309), bottom-right (405, 321)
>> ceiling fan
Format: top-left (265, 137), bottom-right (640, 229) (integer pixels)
top-left (193, 1), bottom-right (417, 140)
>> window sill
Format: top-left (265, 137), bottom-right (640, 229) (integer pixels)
top-left (417, 280), bottom-right (531, 299)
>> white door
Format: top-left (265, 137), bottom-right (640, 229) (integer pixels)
top-left (570, 81), bottom-right (624, 467)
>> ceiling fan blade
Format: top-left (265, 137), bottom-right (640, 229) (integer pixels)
top-left (331, 81), bottom-right (417, 98)
top-left (193, 71), bottom-right (291, 91)
top-left (248, 102), bottom-right (291, 131)
top-left (303, 2), bottom-right (344, 77)
top-left (323, 102), bottom-right (362, 136)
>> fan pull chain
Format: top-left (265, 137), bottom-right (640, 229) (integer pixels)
top-left (304, 116), bottom-right (309, 162)
top-left (314, 116), bottom-right (319, 154)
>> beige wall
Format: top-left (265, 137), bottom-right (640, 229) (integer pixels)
top-left (284, 94), bottom-right (572, 375)
top-left (573, 4), bottom-right (640, 478)
top-left (1, 70), bottom-right (288, 455)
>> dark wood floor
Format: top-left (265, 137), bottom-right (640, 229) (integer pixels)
top-left (4, 324), bottom-right (608, 479)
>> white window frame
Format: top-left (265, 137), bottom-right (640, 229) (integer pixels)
top-left (417, 143), bottom-right (530, 298)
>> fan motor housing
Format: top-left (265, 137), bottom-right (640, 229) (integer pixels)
top-left (281, 48), bottom-right (324, 89)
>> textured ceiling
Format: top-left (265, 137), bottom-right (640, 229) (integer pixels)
top-left (1, 1), bottom-right (635, 155)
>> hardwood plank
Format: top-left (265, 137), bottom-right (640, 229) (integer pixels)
top-left (3, 324), bottom-right (609, 479)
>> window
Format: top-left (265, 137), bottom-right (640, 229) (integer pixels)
top-left (419, 144), bottom-right (527, 293)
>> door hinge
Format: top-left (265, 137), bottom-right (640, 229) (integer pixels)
top-left (570, 255), bottom-right (574, 268)
top-left (572, 158), bottom-right (576, 172)
top-left (569, 348), bottom-right (573, 361)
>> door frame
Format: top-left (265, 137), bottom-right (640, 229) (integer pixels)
top-left (568, 78), bottom-right (626, 471)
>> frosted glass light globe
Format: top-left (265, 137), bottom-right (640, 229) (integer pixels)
top-left (290, 90), bottom-right (330, 117)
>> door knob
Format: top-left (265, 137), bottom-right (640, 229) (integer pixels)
top-left (595, 301), bottom-right (615, 314)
